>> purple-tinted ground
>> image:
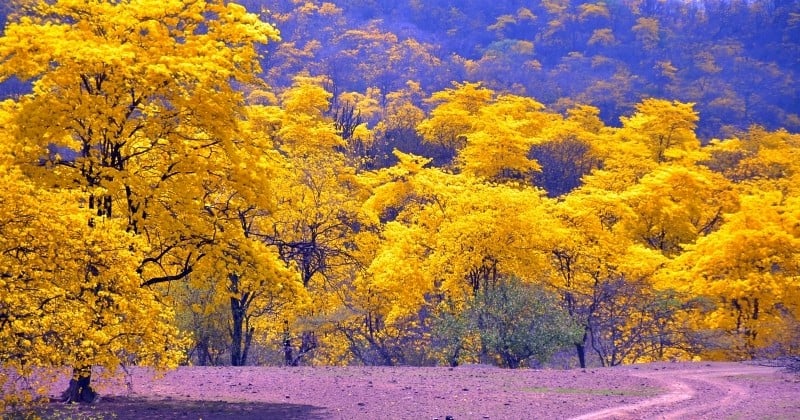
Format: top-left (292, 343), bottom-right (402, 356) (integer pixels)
top-left (23, 362), bottom-right (800, 419)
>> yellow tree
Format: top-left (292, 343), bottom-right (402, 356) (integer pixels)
top-left (0, 0), bottom-right (280, 399)
top-left (674, 126), bottom-right (800, 358)
top-left (632, 17), bottom-right (660, 51)
top-left (620, 164), bottom-right (738, 256)
top-left (169, 175), bottom-right (309, 367)
top-left (580, 98), bottom-right (702, 193)
top-left (358, 150), bottom-right (563, 365)
top-left (154, 94), bottom-right (312, 367)
top-left (0, 102), bottom-right (186, 407)
top-left (329, 21), bottom-right (443, 93)
top-left (546, 103), bottom-right (719, 366)
top-left (416, 82), bottom-right (494, 151)
top-left (457, 94), bottom-right (553, 180)
top-left (263, 155), bottom-right (369, 366)
top-left (618, 98), bottom-right (701, 163)
top-left (232, 76), bottom-right (374, 366)
top-left (670, 192), bottom-right (800, 358)
top-left (548, 184), bottom-right (680, 367)
top-left (164, 76), bottom-right (353, 368)
top-left (596, 163), bottom-right (736, 363)
top-left (704, 126), bottom-right (800, 189)
top-left (417, 82), bottom-right (558, 182)
top-left (185, 138), bottom-right (304, 367)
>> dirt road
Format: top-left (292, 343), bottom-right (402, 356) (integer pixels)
top-left (25, 362), bottom-right (800, 419)
top-left (572, 363), bottom-right (796, 419)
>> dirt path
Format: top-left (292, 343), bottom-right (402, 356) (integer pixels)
top-left (570, 363), bottom-right (784, 419)
top-left (22, 362), bottom-right (800, 419)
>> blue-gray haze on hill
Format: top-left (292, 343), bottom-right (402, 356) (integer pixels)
top-left (2, 0), bottom-right (798, 140)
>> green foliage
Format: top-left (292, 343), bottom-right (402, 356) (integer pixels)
top-left (432, 277), bottom-right (582, 369)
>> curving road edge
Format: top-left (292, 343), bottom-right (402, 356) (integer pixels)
top-left (569, 363), bottom-right (782, 420)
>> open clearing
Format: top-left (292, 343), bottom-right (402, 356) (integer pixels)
top-left (26, 362), bottom-right (800, 419)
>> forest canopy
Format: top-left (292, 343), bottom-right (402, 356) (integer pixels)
top-left (1, 0), bottom-right (799, 409)
top-left (2, 0), bottom-right (799, 137)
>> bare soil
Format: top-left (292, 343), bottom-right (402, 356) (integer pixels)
top-left (25, 362), bottom-right (800, 419)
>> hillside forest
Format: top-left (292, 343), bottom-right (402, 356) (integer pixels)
top-left (1, 0), bottom-right (799, 406)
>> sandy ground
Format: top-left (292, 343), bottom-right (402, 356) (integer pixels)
top-left (19, 361), bottom-right (800, 419)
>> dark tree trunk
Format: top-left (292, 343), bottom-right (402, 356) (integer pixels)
top-left (229, 272), bottom-right (255, 367)
top-left (576, 330), bottom-right (589, 369)
top-left (61, 367), bottom-right (97, 404)
top-left (448, 346), bottom-right (461, 367)
top-left (576, 343), bottom-right (587, 369)
top-left (195, 337), bottom-right (211, 366)
top-left (504, 353), bottom-right (521, 369)
top-left (241, 325), bottom-right (254, 366)
top-left (288, 331), bottom-right (318, 367)
top-left (284, 337), bottom-right (294, 366)
top-left (283, 319), bottom-right (294, 366)
top-left (230, 295), bottom-right (245, 366)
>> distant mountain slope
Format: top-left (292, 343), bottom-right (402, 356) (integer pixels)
top-left (254, 0), bottom-right (800, 137)
top-left (2, 0), bottom-right (797, 136)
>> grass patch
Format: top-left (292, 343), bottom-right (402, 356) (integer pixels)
top-left (727, 373), bottom-right (781, 382)
top-left (521, 386), bottom-right (661, 397)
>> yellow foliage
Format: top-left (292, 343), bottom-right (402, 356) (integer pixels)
top-left (516, 7), bottom-right (537, 21)
top-left (588, 28), bottom-right (616, 46)
top-left (1, 0), bottom-right (799, 373)
top-left (672, 191), bottom-right (800, 357)
top-left (619, 98), bottom-right (700, 163)
top-left (542, 0), bottom-right (569, 15)
top-left (512, 40), bottom-right (535, 55)
top-left (632, 17), bottom-right (660, 50)
top-left (695, 51), bottom-right (722, 74)
top-left (525, 59), bottom-right (543, 71)
top-left (276, 75), bottom-right (345, 154)
top-left (621, 164), bottom-right (738, 255)
top-left (487, 14), bottom-right (516, 32)
top-left (579, 3), bottom-right (611, 21)
top-left (339, 87), bottom-right (383, 121)
top-left (0, 0), bottom-right (309, 391)
top-left (417, 82), bottom-right (493, 148)
top-left (0, 169), bottom-right (187, 396)
top-left (656, 60), bottom-right (678, 81)
top-left (417, 83), bottom-right (557, 181)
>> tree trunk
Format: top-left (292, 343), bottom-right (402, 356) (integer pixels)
top-left (284, 337), bottom-right (294, 366)
top-left (448, 345), bottom-right (462, 367)
top-left (289, 331), bottom-right (319, 366)
top-left (241, 325), bottom-right (254, 366)
top-left (576, 330), bottom-right (588, 369)
top-left (283, 319), bottom-right (294, 366)
top-left (576, 343), bottom-right (587, 369)
top-left (196, 337), bottom-right (211, 366)
top-left (61, 367), bottom-right (97, 404)
top-left (230, 296), bottom-right (245, 366)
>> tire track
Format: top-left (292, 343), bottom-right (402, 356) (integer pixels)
top-left (569, 364), bottom-right (780, 420)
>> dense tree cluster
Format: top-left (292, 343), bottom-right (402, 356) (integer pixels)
top-left (3, 0), bottom-right (799, 136)
top-left (235, 0), bottom-right (800, 139)
top-left (1, 0), bottom-right (799, 411)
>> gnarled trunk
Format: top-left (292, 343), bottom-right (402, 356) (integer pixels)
top-left (61, 367), bottom-right (97, 404)
top-left (284, 329), bottom-right (318, 367)
top-left (576, 330), bottom-right (588, 369)
top-left (229, 273), bottom-right (255, 367)
top-left (230, 294), bottom-right (247, 366)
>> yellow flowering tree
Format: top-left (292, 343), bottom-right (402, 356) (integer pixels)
top-left (0, 103), bottom-right (186, 407)
top-left (0, 0), bottom-right (281, 401)
top-left (671, 192), bottom-right (800, 358)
